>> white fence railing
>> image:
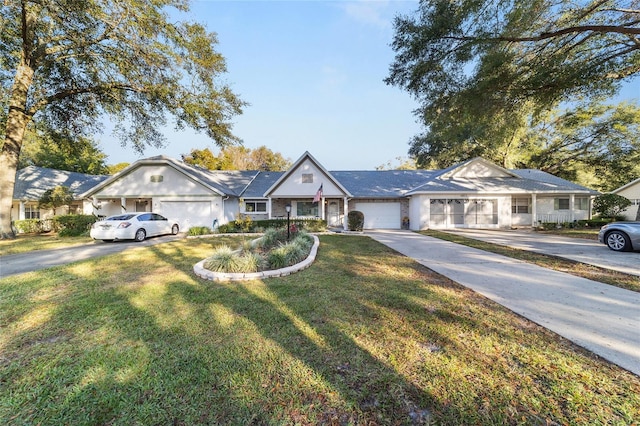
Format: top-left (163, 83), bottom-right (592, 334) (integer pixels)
top-left (536, 213), bottom-right (572, 224)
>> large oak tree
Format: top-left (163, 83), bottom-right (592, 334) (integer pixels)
top-left (0, 0), bottom-right (245, 238)
top-left (386, 0), bottom-right (640, 169)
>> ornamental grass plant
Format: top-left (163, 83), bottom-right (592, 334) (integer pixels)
top-left (203, 228), bottom-right (314, 274)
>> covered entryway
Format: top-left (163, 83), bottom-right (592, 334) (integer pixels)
top-left (158, 201), bottom-right (212, 231)
top-left (355, 202), bottom-right (401, 229)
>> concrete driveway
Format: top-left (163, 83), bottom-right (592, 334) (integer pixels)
top-left (0, 234), bottom-right (183, 279)
top-left (444, 229), bottom-right (640, 277)
top-left (368, 230), bottom-right (640, 376)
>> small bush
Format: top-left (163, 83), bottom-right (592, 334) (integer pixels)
top-left (267, 247), bottom-right (289, 270)
top-left (292, 232), bottom-right (313, 250)
top-left (347, 210), bottom-right (364, 231)
top-left (203, 246), bottom-right (240, 272)
top-left (53, 215), bottom-right (97, 236)
top-left (216, 223), bottom-right (236, 233)
top-left (233, 215), bottom-right (253, 232)
top-left (188, 226), bottom-right (212, 236)
top-left (237, 252), bottom-right (264, 273)
top-left (14, 219), bottom-right (45, 234)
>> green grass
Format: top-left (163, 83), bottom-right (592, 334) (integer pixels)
top-left (1, 236), bottom-right (639, 425)
top-left (422, 230), bottom-right (640, 293)
top-left (0, 233), bottom-right (92, 255)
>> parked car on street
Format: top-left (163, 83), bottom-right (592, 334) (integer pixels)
top-left (90, 213), bottom-right (179, 242)
top-left (598, 222), bottom-right (640, 252)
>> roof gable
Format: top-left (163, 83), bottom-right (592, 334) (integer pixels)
top-left (612, 177), bottom-right (640, 195)
top-left (81, 156), bottom-right (259, 198)
top-left (264, 151), bottom-right (352, 197)
top-left (439, 157), bottom-right (520, 179)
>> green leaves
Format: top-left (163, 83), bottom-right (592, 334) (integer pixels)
top-left (2, 0), bottom-right (246, 148)
top-left (387, 0), bottom-right (640, 182)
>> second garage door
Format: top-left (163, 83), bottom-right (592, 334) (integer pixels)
top-left (158, 201), bottom-right (212, 231)
top-left (355, 202), bottom-right (401, 229)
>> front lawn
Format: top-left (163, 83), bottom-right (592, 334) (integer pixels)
top-left (0, 233), bottom-right (92, 256)
top-left (1, 236), bottom-right (638, 425)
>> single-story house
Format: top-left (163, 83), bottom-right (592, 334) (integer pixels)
top-left (76, 152), bottom-right (598, 231)
top-left (13, 151), bottom-right (599, 231)
top-left (11, 166), bottom-right (109, 222)
top-left (612, 177), bottom-right (640, 221)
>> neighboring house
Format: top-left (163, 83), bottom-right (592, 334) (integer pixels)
top-left (11, 166), bottom-right (110, 222)
top-left (612, 177), bottom-right (640, 221)
top-left (77, 152), bottom-right (598, 231)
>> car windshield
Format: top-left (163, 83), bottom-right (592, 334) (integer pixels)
top-left (107, 214), bottom-right (136, 221)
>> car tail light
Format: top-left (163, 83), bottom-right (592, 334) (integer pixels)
top-left (118, 222), bottom-right (132, 228)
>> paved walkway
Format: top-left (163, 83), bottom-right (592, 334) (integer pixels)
top-left (368, 230), bottom-right (640, 376)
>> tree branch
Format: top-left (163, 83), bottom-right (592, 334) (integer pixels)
top-left (28, 83), bottom-right (147, 116)
top-left (444, 24), bottom-right (640, 43)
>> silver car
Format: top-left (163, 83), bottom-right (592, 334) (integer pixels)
top-left (598, 222), bottom-right (640, 252)
top-left (91, 213), bottom-right (179, 242)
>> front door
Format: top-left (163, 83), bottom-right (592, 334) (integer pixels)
top-left (328, 201), bottom-right (340, 226)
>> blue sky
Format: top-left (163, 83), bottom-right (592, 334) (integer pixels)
top-left (101, 0), bottom-right (639, 170)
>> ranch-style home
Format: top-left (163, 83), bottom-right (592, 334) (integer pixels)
top-left (13, 151), bottom-right (599, 231)
top-left (612, 177), bottom-right (640, 221)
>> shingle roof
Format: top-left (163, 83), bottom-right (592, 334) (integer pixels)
top-left (240, 172), bottom-right (284, 198)
top-left (143, 156), bottom-right (259, 197)
top-left (331, 170), bottom-right (438, 197)
top-left (13, 166), bottom-right (110, 201)
top-left (20, 156), bottom-right (598, 203)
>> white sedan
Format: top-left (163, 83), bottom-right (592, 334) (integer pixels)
top-left (91, 213), bottom-right (179, 242)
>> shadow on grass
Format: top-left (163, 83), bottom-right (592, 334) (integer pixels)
top-left (2, 235), bottom-right (639, 425)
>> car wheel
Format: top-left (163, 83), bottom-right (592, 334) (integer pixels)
top-left (134, 229), bottom-right (146, 242)
top-left (171, 224), bottom-right (179, 235)
top-left (606, 231), bottom-right (631, 252)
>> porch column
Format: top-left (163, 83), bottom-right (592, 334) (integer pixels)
top-left (569, 194), bottom-right (575, 223)
top-left (267, 198), bottom-right (272, 219)
top-left (343, 197), bottom-right (349, 231)
top-left (320, 196), bottom-right (325, 220)
top-left (19, 201), bottom-right (25, 220)
top-left (531, 194), bottom-right (537, 227)
top-left (120, 197), bottom-right (127, 214)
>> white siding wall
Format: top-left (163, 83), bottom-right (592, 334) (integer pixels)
top-left (270, 159), bottom-right (342, 197)
top-left (616, 181), bottom-right (640, 220)
top-left (96, 165), bottom-right (212, 197)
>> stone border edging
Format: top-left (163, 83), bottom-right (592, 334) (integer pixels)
top-left (193, 235), bottom-right (320, 282)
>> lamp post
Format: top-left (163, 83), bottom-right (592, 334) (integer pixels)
top-left (285, 203), bottom-right (291, 240)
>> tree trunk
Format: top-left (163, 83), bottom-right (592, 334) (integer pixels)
top-left (1, 63), bottom-right (35, 239)
top-left (636, 204), bottom-right (640, 222)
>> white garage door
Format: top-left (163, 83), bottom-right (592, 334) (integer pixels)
top-left (159, 201), bottom-right (212, 231)
top-left (355, 202), bottom-right (401, 229)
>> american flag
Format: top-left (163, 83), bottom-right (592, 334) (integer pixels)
top-left (313, 184), bottom-right (323, 203)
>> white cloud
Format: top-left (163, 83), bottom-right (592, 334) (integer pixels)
top-left (339, 0), bottom-right (392, 29)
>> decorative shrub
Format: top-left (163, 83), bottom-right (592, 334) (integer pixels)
top-left (202, 228), bottom-right (314, 274)
top-left (203, 246), bottom-right (240, 272)
top-left (593, 194), bottom-right (631, 219)
top-left (233, 214), bottom-right (253, 232)
top-left (213, 218), bottom-right (326, 234)
top-left (53, 215), bottom-right (97, 236)
top-left (253, 218), bottom-right (327, 232)
top-left (13, 219), bottom-right (46, 234)
top-left (347, 210), bottom-right (364, 231)
top-left (188, 226), bottom-right (212, 236)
